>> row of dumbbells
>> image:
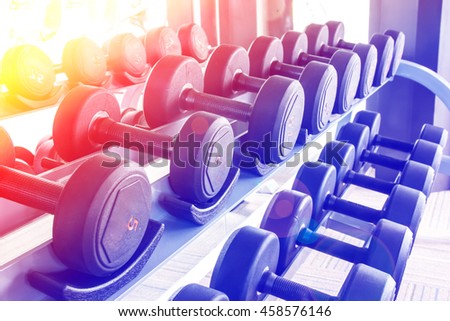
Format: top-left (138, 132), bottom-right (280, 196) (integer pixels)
top-left (0, 22), bottom-right (413, 298)
top-left (170, 110), bottom-right (448, 301)
top-left (4, 21), bottom-right (408, 226)
top-left (0, 23), bottom-right (207, 105)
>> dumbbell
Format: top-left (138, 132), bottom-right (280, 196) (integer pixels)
top-left (1, 44), bottom-right (59, 100)
top-left (304, 23), bottom-right (378, 98)
top-left (105, 33), bottom-right (149, 81)
top-left (353, 110), bottom-right (448, 168)
top-left (62, 37), bottom-right (108, 86)
top-left (144, 54), bottom-right (304, 165)
top-left (246, 36), bottom-right (340, 134)
top-left (280, 31), bottom-right (361, 114)
top-left (210, 226), bottom-right (396, 301)
top-left (171, 284), bottom-right (229, 301)
top-left (319, 140), bottom-right (434, 197)
top-left (52, 85), bottom-right (234, 207)
top-left (260, 189), bottom-right (412, 293)
top-left (0, 127), bottom-right (152, 277)
top-left (293, 161), bottom-right (425, 236)
top-left (177, 23), bottom-right (210, 63)
top-left (326, 21), bottom-right (405, 78)
top-left (338, 120), bottom-right (443, 175)
top-left (201, 44), bottom-right (327, 135)
top-left (142, 26), bottom-right (182, 66)
top-left (321, 21), bottom-right (395, 86)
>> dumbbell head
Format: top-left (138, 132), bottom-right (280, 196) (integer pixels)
top-left (171, 284), bottom-right (229, 301)
top-left (261, 189), bottom-right (412, 287)
top-left (178, 23), bottom-right (210, 63)
top-left (318, 140), bottom-right (355, 195)
top-left (260, 189), bottom-right (313, 273)
top-left (420, 124), bottom-right (448, 148)
top-left (1, 45), bottom-right (55, 100)
top-left (203, 45), bottom-right (250, 97)
top-left (384, 30), bottom-right (406, 77)
top-left (409, 140), bottom-right (443, 173)
top-left (353, 110), bottom-right (381, 148)
top-left (248, 36), bottom-right (336, 134)
top-left (325, 21), bottom-right (345, 47)
top-left (211, 226), bottom-right (279, 301)
top-left (33, 138), bottom-right (62, 174)
top-left (143, 26), bottom-right (182, 66)
top-left (0, 127), bottom-right (16, 167)
top-left (53, 86), bottom-right (122, 162)
top-left (107, 33), bottom-right (147, 77)
top-left (62, 37), bottom-right (107, 86)
top-left (397, 161), bottom-right (435, 196)
top-left (280, 31), bottom-right (308, 65)
top-left (369, 33), bottom-right (395, 85)
top-left (292, 161), bottom-right (336, 228)
top-left (169, 111), bottom-right (234, 204)
top-left (381, 184), bottom-right (425, 236)
top-left (53, 154), bottom-right (151, 276)
top-left (306, 23), bottom-right (377, 98)
top-left (336, 122), bottom-right (370, 171)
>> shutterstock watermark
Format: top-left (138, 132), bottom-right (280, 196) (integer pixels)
top-left (99, 132), bottom-right (347, 169)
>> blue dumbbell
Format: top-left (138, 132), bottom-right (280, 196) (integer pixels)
top-left (319, 140), bottom-right (435, 197)
top-left (210, 226), bottom-right (396, 301)
top-left (338, 121), bottom-right (443, 179)
top-left (171, 284), bottom-right (229, 301)
top-left (354, 110), bottom-right (448, 168)
top-left (293, 161), bottom-right (425, 236)
top-left (260, 189), bottom-right (412, 297)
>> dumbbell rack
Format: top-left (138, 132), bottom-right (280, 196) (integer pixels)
top-left (0, 60), bottom-right (449, 301)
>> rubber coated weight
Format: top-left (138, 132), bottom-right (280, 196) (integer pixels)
top-left (293, 161), bottom-right (425, 236)
top-left (325, 20), bottom-right (395, 86)
top-left (144, 54), bottom-right (304, 164)
top-left (33, 138), bottom-right (63, 173)
top-left (1, 45), bottom-right (55, 99)
top-left (281, 31), bottom-right (361, 113)
top-left (305, 23), bottom-right (377, 98)
top-left (53, 85), bottom-right (234, 206)
top-left (107, 33), bottom-right (147, 77)
top-left (319, 140), bottom-right (435, 197)
top-left (260, 189), bottom-right (412, 292)
top-left (247, 36), bottom-right (337, 134)
top-left (143, 26), bottom-right (182, 66)
top-left (210, 226), bottom-right (396, 301)
top-left (0, 128), bottom-right (16, 167)
top-left (62, 37), bottom-right (107, 86)
top-left (178, 23), bottom-right (210, 63)
top-left (384, 30), bottom-right (406, 77)
top-left (172, 284), bottom-right (229, 301)
top-left (0, 128), bottom-right (151, 277)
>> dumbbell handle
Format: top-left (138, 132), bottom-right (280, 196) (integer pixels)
top-left (0, 166), bottom-right (62, 214)
top-left (335, 39), bottom-right (355, 51)
top-left (324, 194), bottom-right (382, 224)
top-left (344, 170), bottom-right (394, 195)
top-left (92, 117), bottom-right (173, 159)
top-left (260, 271), bottom-right (334, 301)
top-left (269, 61), bottom-right (304, 80)
top-left (318, 44), bottom-right (340, 58)
top-left (233, 72), bottom-right (265, 93)
top-left (360, 150), bottom-right (405, 171)
top-left (181, 88), bottom-right (253, 122)
top-left (373, 134), bottom-right (413, 153)
top-left (298, 52), bottom-right (330, 66)
top-left (297, 228), bottom-right (366, 263)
